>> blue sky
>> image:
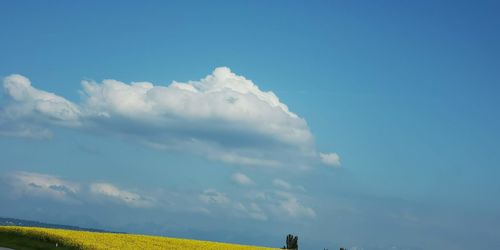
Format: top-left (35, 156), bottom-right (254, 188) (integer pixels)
top-left (1, 1), bottom-right (500, 249)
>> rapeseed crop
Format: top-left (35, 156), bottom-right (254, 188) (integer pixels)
top-left (0, 226), bottom-right (278, 250)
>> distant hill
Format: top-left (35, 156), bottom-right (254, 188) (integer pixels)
top-left (0, 217), bottom-right (109, 232)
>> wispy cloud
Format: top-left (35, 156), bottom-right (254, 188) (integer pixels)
top-left (90, 182), bottom-right (154, 208)
top-left (233, 202), bottom-right (268, 221)
top-left (279, 197), bottom-right (316, 218)
top-left (199, 189), bottom-right (231, 206)
top-left (198, 188), bottom-right (269, 221)
top-left (272, 178), bottom-right (292, 190)
top-left (7, 171), bottom-right (80, 202)
top-left (252, 190), bottom-right (316, 220)
top-left (3, 171), bottom-right (315, 221)
top-left (4, 171), bottom-right (154, 208)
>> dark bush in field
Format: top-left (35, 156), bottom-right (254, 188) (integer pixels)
top-left (282, 234), bottom-right (298, 249)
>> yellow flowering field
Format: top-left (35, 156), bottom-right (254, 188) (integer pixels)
top-left (0, 226), bottom-right (278, 250)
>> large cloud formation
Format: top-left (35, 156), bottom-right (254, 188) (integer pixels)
top-left (1, 67), bottom-right (338, 167)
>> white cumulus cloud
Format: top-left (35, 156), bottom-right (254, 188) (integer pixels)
top-left (2, 74), bottom-right (81, 125)
top-left (320, 152), bottom-right (341, 167)
top-left (1, 67), bottom-right (339, 168)
top-left (231, 173), bottom-right (255, 186)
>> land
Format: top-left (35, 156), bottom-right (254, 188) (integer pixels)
top-left (0, 225), bottom-right (277, 250)
top-left (0, 230), bottom-right (75, 250)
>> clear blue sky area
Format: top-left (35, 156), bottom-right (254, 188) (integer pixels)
top-left (1, 1), bottom-right (499, 249)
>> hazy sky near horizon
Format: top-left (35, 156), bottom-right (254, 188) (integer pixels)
top-left (1, 1), bottom-right (500, 249)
